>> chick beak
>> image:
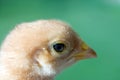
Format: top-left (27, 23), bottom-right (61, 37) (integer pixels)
top-left (74, 42), bottom-right (97, 60)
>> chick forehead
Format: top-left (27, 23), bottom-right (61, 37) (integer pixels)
top-left (15, 20), bottom-right (74, 38)
top-left (2, 20), bottom-right (78, 53)
top-left (15, 20), bottom-right (77, 44)
top-left (17, 20), bottom-right (70, 32)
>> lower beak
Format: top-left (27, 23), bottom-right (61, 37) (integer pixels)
top-left (74, 42), bottom-right (97, 60)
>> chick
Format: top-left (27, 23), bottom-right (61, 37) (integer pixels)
top-left (0, 20), bottom-right (96, 80)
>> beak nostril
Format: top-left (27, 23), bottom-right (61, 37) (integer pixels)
top-left (81, 42), bottom-right (89, 51)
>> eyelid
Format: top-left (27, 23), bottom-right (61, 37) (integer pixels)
top-left (49, 39), bottom-right (71, 57)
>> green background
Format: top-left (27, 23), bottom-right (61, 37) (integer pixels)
top-left (0, 0), bottom-right (120, 80)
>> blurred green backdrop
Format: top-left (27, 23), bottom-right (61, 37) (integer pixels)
top-left (0, 0), bottom-right (120, 80)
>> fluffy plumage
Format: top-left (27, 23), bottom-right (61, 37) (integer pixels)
top-left (0, 20), bottom-right (96, 80)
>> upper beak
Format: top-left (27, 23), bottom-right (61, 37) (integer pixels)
top-left (74, 42), bottom-right (97, 60)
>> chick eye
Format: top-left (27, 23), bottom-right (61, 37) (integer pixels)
top-left (53, 43), bottom-right (65, 52)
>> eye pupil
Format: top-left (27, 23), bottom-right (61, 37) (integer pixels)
top-left (53, 43), bottom-right (65, 52)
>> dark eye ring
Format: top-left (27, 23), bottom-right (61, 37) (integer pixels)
top-left (53, 43), bottom-right (65, 52)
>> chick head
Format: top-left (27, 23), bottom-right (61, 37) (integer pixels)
top-left (0, 20), bottom-right (96, 78)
